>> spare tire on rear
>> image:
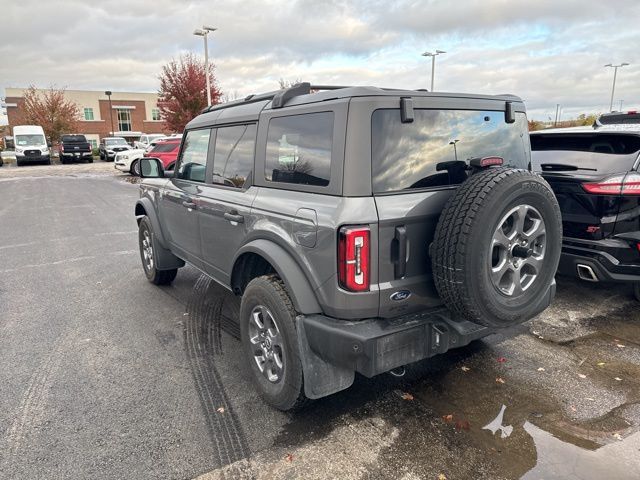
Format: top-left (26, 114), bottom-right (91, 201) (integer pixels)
top-left (432, 168), bottom-right (562, 328)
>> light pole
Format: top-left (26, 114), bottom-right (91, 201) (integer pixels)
top-left (104, 90), bottom-right (114, 136)
top-left (619, 99), bottom-right (624, 111)
top-left (194, 25), bottom-right (217, 107)
top-left (605, 63), bottom-right (629, 112)
top-left (421, 50), bottom-right (446, 91)
top-left (449, 139), bottom-right (459, 161)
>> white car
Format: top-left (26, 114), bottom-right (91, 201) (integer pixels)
top-left (114, 148), bottom-right (146, 175)
top-left (134, 134), bottom-right (165, 150)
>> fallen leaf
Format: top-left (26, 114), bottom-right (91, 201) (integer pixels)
top-left (455, 420), bottom-right (470, 430)
top-left (461, 366), bottom-right (471, 372)
top-left (537, 367), bottom-right (546, 372)
top-left (613, 433), bottom-right (623, 441)
top-left (495, 377), bottom-right (506, 384)
top-left (616, 344), bottom-right (626, 348)
top-left (597, 362), bottom-right (606, 367)
top-left (615, 377), bottom-right (622, 381)
top-left (497, 357), bottom-right (507, 363)
top-left (216, 407), bottom-right (225, 413)
top-left (96, 281), bottom-right (102, 285)
top-left (442, 414), bottom-right (454, 423)
top-left (401, 392), bottom-right (414, 401)
top-left (285, 453), bottom-right (294, 462)
top-left (578, 374), bottom-right (587, 379)
top-left (438, 474), bottom-right (447, 480)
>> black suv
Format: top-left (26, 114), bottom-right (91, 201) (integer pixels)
top-left (532, 124), bottom-right (640, 299)
top-left (135, 83), bottom-right (561, 410)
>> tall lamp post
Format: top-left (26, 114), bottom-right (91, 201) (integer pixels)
top-left (449, 139), bottom-right (459, 161)
top-left (193, 25), bottom-right (217, 107)
top-left (604, 63), bottom-right (629, 112)
top-left (421, 50), bottom-right (446, 91)
top-left (104, 90), bottom-right (114, 136)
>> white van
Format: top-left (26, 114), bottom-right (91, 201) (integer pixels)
top-left (13, 125), bottom-right (50, 166)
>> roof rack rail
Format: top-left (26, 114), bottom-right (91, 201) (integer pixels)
top-left (199, 83), bottom-right (361, 114)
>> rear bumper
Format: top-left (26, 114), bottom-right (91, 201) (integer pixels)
top-left (60, 152), bottom-right (92, 160)
top-left (301, 307), bottom-right (493, 378)
top-left (559, 237), bottom-right (640, 282)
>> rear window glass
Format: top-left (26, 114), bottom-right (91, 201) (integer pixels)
top-left (371, 109), bottom-right (529, 193)
top-left (598, 113), bottom-right (640, 125)
top-left (62, 135), bottom-right (86, 142)
top-left (530, 134), bottom-right (640, 154)
top-left (265, 112), bottom-right (333, 187)
top-left (151, 142), bottom-right (179, 153)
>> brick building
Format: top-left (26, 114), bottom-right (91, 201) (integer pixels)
top-left (4, 88), bottom-right (169, 148)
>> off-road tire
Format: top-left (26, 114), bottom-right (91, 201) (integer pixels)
top-left (138, 216), bottom-right (177, 285)
top-left (432, 168), bottom-right (562, 328)
top-left (240, 275), bottom-right (307, 411)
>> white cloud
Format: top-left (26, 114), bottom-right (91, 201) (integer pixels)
top-left (0, 0), bottom-right (638, 123)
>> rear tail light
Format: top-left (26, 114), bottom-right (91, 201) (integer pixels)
top-left (582, 173), bottom-right (640, 195)
top-left (338, 226), bottom-right (370, 292)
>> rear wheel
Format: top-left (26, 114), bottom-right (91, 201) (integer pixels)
top-left (240, 275), bottom-right (307, 411)
top-left (432, 168), bottom-right (562, 328)
top-left (138, 216), bottom-right (177, 285)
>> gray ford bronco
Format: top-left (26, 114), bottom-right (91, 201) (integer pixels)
top-left (135, 83), bottom-right (562, 411)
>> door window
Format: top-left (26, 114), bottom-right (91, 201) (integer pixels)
top-left (176, 129), bottom-right (211, 182)
top-left (265, 112), bottom-right (333, 186)
top-left (212, 124), bottom-right (257, 188)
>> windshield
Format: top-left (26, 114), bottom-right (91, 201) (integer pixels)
top-left (371, 109), bottom-right (529, 193)
top-left (15, 134), bottom-right (46, 146)
top-left (106, 138), bottom-right (128, 146)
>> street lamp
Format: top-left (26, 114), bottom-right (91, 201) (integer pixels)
top-left (421, 50), bottom-right (446, 91)
top-left (104, 90), bottom-right (114, 136)
top-left (194, 25), bottom-right (217, 107)
top-left (449, 139), bottom-right (459, 161)
top-left (604, 63), bottom-right (629, 112)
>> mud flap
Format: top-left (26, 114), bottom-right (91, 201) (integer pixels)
top-left (151, 232), bottom-right (185, 270)
top-left (296, 315), bottom-right (354, 399)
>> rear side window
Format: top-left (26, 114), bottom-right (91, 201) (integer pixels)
top-left (371, 109), bottom-right (529, 193)
top-left (265, 112), bottom-right (333, 187)
top-left (151, 142), bottom-right (179, 153)
top-left (176, 129), bottom-right (211, 182)
top-left (212, 124), bottom-right (257, 188)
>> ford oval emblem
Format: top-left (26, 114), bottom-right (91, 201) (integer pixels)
top-left (390, 290), bottom-right (411, 301)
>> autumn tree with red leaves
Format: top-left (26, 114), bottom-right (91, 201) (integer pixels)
top-left (157, 53), bottom-right (222, 132)
top-left (16, 86), bottom-right (80, 144)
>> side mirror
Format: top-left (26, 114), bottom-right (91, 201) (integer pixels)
top-left (139, 157), bottom-right (165, 178)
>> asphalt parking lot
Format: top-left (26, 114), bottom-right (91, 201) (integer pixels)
top-left (1, 163), bottom-right (640, 480)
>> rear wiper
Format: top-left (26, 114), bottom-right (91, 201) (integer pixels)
top-left (540, 163), bottom-right (598, 172)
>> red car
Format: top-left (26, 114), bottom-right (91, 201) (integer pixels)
top-left (146, 138), bottom-right (181, 170)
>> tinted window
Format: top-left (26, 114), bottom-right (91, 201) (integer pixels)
top-left (176, 129), bottom-right (210, 182)
top-left (151, 142), bottom-right (179, 153)
top-left (62, 135), bottom-right (86, 142)
top-left (372, 109), bottom-right (529, 193)
top-left (530, 133), bottom-right (640, 154)
top-left (212, 124), bottom-right (256, 188)
top-left (266, 112), bottom-right (333, 187)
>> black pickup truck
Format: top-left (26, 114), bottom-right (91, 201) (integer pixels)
top-left (59, 134), bottom-right (93, 164)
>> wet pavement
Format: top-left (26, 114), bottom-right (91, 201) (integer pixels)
top-left (1, 164), bottom-right (639, 479)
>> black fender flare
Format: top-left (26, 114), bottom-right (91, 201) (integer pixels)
top-left (135, 198), bottom-right (184, 270)
top-left (233, 239), bottom-right (322, 315)
top-left (135, 197), bottom-right (168, 248)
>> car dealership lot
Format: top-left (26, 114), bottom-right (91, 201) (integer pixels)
top-left (1, 164), bottom-right (639, 479)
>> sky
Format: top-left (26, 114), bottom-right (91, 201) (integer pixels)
top-left (0, 0), bottom-right (638, 124)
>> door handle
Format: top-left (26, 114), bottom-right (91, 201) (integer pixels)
top-left (224, 211), bottom-right (244, 223)
top-left (182, 200), bottom-right (197, 209)
top-left (394, 226), bottom-right (407, 279)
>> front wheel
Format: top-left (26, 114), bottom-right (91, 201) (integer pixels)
top-left (138, 216), bottom-right (177, 285)
top-left (240, 275), bottom-right (307, 411)
top-left (131, 159), bottom-right (140, 176)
